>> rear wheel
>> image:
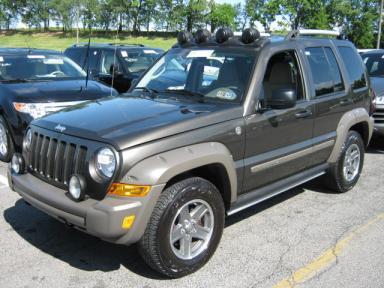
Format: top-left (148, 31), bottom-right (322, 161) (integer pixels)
top-left (0, 116), bottom-right (14, 162)
top-left (324, 131), bottom-right (364, 193)
top-left (138, 177), bottom-right (225, 278)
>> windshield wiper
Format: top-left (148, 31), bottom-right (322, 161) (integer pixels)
top-left (133, 87), bottom-right (159, 99)
top-left (0, 79), bottom-right (31, 83)
top-left (165, 89), bottom-right (206, 103)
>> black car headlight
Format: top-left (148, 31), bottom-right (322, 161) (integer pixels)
top-left (95, 148), bottom-right (116, 179)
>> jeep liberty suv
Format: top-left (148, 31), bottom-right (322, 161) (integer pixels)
top-left (9, 28), bottom-right (374, 278)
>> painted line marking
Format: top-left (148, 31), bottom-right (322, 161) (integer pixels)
top-left (0, 174), bottom-right (8, 188)
top-left (273, 213), bottom-right (384, 288)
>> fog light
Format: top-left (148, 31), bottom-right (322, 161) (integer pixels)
top-left (11, 153), bottom-right (25, 174)
top-left (68, 175), bottom-right (86, 201)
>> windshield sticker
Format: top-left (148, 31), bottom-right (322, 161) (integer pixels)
top-left (0, 57), bottom-right (3, 62)
top-left (305, 51), bottom-right (311, 56)
top-left (216, 90), bottom-right (237, 100)
top-left (27, 55), bottom-right (46, 59)
top-left (144, 50), bottom-right (158, 54)
top-left (125, 58), bottom-right (138, 63)
top-left (43, 59), bottom-right (64, 65)
top-left (187, 50), bottom-right (214, 58)
top-left (121, 50), bottom-right (128, 57)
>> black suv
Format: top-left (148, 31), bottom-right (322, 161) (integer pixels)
top-left (9, 29), bottom-right (374, 278)
top-left (64, 43), bottom-right (164, 93)
top-left (0, 48), bottom-right (117, 162)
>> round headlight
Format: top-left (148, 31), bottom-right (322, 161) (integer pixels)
top-left (23, 129), bottom-right (32, 151)
top-left (11, 153), bottom-right (25, 174)
top-left (69, 175), bottom-right (86, 201)
top-left (96, 148), bottom-right (116, 178)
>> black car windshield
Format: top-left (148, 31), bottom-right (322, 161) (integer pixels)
top-left (135, 48), bottom-right (256, 103)
top-left (120, 49), bottom-right (162, 73)
top-left (362, 53), bottom-right (384, 77)
top-left (0, 54), bottom-right (86, 82)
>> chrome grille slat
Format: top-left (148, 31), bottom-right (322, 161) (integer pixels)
top-left (28, 131), bottom-right (88, 187)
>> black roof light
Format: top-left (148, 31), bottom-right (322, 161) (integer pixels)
top-left (177, 31), bottom-right (194, 46)
top-left (241, 28), bottom-right (260, 44)
top-left (195, 29), bottom-right (211, 44)
top-left (216, 28), bottom-right (233, 43)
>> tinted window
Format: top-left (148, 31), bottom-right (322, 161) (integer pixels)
top-left (65, 48), bottom-right (85, 67)
top-left (305, 47), bottom-right (334, 96)
top-left (337, 46), bottom-right (367, 89)
top-left (324, 47), bottom-right (344, 92)
top-left (99, 50), bottom-right (123, 75)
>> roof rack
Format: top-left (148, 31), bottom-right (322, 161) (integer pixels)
top-left (71, 42), bottom-right (145, 48)
top-left (286, 29), bottom-right (341, 40)
top-left (233, 31), bottom-right (271, 37)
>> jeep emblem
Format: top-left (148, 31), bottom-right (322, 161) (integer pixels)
top-left (54, 124), bottom-right (66, 133)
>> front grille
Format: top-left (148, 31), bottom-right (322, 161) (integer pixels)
top-left (373, 108), bottom-right (384, 124)
top-left (28, 131), bottom-right (88, 187)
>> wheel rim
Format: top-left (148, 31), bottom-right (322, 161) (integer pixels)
top-left (0, 123), bottom-right (8, 157)
top-left (170, 199), bottom-right (214, 260)
top-left (343, 143), bottom-right (361, 182)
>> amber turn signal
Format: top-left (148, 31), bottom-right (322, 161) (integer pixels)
top-left (108, 183), bottom-right (151, 197)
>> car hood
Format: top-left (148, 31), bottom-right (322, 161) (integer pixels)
top-left (370, 77), bottom-right (384, 97)
top-left (32, 96), bottom-right (243, 150)
top-left (2, 79), bottom-right (116, 102)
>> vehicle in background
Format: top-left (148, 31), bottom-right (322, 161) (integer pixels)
top-left (64, 43), bottom-right (164, 93)
top-left (361, 50), bottom-right (384, 136)
top-left (0, 48), bottom-right (117, 162)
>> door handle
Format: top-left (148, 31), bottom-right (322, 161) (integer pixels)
top-left (295, 109), bottom-right (312, 119)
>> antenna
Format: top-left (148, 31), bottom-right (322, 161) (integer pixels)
top-left (110, 26), bottom-right (120, 97)
top-left (84, 36), bottom-right (91, 89)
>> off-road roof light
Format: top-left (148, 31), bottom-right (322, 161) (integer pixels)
top-left (241, 28), bottom-right (261, 44)
top-left (216, 28), bottom-right (233, 43)
top-left (177, 31), bottom-right (194, 46)
top-left (195, 29), bottom-right (211, 44)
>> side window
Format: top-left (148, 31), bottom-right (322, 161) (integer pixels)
top-left (262, 50), bottom-right (305, 104)
top-left (99, 50), bottom-right (122, 75)
top-left (65, 48), bottom-right (85, 67)
top-left (324, 48), bottom-right (345, 92)
top-left (337, 46), bottom-right (367, 90)
top-left (305, 47), bottom-right (334, 96)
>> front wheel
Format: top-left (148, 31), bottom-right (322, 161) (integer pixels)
top-left (0, 116), bottom-right (14, 162)
top-left (324, 131), bottom-right (364, 193)
top-left (138, 177), bottom-right (225, 278)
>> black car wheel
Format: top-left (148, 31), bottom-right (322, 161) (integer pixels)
top-left (324, 131), bottom-right (364, 193)
top-left (139, 177), bottom-right (225, 278)
top-left (0, 116), bottom-right (14, 162)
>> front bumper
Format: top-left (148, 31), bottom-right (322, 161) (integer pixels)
top-left (8, 169), bottom-right (165, 245)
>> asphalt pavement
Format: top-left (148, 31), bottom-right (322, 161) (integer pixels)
top-left (0, 137), bottom-right (383, 288)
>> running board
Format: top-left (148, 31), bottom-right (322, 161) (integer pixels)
top-left (227, 164), bottom-right (328, 216)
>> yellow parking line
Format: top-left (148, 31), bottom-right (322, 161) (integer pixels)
top-left (273, 213), bottom-right (384, 288)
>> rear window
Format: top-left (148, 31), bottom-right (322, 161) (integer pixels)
top-left (337, 46), bottom-right (367, 90)
top-left (305, 47), bottom-right (344, 97)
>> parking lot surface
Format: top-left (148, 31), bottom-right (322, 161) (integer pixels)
top-left (0, 138), bottom-right (383, 288)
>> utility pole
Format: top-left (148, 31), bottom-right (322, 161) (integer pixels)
top-left (378, 0), bottom-right (384, 49)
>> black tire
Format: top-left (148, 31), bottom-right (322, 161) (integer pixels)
top-left (138, 177), bottom-right (225, 278)
top-left (0, 116), bottom-right (14, 162)
top-left (324, 131), bottom-right (365, 193)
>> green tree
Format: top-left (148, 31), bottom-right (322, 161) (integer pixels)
top-left (245, 0), bottom-right (279, 32)
top-left (209, 1), bottom-right (238, 32)
top-left (185, 0), bottom-right (208, 32)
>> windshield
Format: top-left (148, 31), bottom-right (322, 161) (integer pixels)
top-left (362, 53), bottom-right (384, 77)
top-left (0, 54), bottom-right (86, 82)
top-left (135, 48), bottom-right (256, 103)
top-left (120, 49), bottom-right (162, 73)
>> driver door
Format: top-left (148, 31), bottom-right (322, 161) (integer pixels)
top-left (242, 49), bottom-right (314, 193)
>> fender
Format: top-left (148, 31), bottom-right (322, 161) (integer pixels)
top-left (121, 142), bottom-right (238, 203)
top-left (328, 108), bottom-right (374, 163)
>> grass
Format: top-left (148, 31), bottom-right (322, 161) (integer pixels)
top-left (0, 30), bottom-right (176, 52)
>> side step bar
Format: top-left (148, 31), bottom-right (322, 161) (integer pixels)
top-left (227, 164), bottom-right (328, 216)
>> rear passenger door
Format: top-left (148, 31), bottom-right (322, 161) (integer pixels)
top-left (302, 44), bottom-right (366, 166)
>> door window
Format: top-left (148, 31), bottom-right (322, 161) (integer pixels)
top-left (99, 50), bottom-right (122, 75)
top-left (262, 50), bottom-right (305, 105)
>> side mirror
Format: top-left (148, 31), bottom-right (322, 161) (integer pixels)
top-left (268, 88), bottom-right (296, 110)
